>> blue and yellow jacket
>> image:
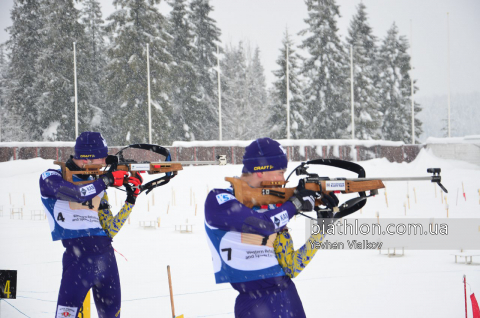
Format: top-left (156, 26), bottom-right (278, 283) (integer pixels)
top-left (40, 168), bottom-right (134, 242)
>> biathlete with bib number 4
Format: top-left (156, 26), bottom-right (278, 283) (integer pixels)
top-left (39, 132), bottom-right (143, 318)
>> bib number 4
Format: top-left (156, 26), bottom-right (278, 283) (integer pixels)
top-left (57, 212), bottom-right (65, 222)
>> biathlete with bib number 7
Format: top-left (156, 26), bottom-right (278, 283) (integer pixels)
top-left (204, 138), bottom-right (339, 317)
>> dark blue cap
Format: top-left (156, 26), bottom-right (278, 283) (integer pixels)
top-left (242, 138), bottom-right (288, 173)
top-left (74, 132), bottom-right (108, 159)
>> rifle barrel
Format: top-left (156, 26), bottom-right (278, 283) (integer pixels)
top-left (171, 160), bottom-right (225, 166)
top-left (336, 176), bottom-right (434, 182)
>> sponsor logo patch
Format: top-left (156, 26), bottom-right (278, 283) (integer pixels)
top-left (131, 163), bottom-right (150, 171)
top-left (80, 184), bottom-right (96, 197)
top-left (42, 171), bottom-right (61, 180)
top-left (216, 193), bottom-right (236, 205)
top-left (270, 210), bottom-right (289, 229)
top-left (56, 305), bottom-right (77, 318)
top-left (325, 181), bottom-right (346, 191)
top-left (79, 154), bottom-right (95, 158)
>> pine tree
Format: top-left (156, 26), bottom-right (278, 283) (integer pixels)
top-left (245, 46), bottom-right (269, 139)
top-left (346, 3), bottom-right (381, 140)
top-left (378, 23), bottom-right (422, 143)
top-left (270, 29), bottom-right (306, 139)
top-left (4, 0), bottom-right (44, 140)
top-left (33, 0), bottom-right (90, 141)
top-left (299, 0), bottom-right (350, 139)
top-left (104, 0), bottom-right (173, 145)
top-left (221, 42), bottom-right (248, 140)
top-left (168, 0), bottom-right (202, 141)
top-left (0, 45), bottom-right (9, 141)
top-left (220, 42), bottom-right (269, 140)
top-left (189, 0), bottom-right (222, 140)
top-left (80, 0), bottom-right (109, 134)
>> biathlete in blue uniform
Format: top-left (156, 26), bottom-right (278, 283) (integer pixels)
top-left (39, 132), bottom-right (142, 318)
top-left (205, 138), bottom-right (323, 318)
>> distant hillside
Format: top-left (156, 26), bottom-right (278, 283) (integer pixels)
top-left (416, 91), bottom-right (480, 142)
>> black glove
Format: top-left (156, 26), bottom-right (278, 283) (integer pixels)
top-left (316, 193), bottom-right (339, 226)
top-left (100, 170), bottom-right (128, 187)
top-left (320, 192), bottom-right (339, 211)
top-left (288, 188), bottom-right (318, 213)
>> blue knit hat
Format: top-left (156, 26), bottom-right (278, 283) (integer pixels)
top-left (74, 132), bottom-right (108, 159)
top-left (242, 138), bottom-right (288, 173)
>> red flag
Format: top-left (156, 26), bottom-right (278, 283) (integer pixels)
top-left (471, 293), bottom-right (480, 318)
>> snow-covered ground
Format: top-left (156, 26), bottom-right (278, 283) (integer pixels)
top-left (1, 149), bottom-right (479, 317)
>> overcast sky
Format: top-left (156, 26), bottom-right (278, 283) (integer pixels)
top-left (1, 0), bottom-right (479, 99)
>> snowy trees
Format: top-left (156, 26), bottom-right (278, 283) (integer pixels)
top-left (104, 0), bottom-right (173, 145)
top-left (3, 0), bottom-right (109, 142)
top-left (270, 29), bottom-right (306, 139)
top-left (0, 0), bottom-right (423, 143)
top-left (246, 47), bottom-right (269, 137)
top-left (168, 0), bottom-right (202, 141)
top-left (33, 0), bottom-right (89, 141)
top-left (221, 42), bottom-right (249, 140)
top-left (4, 0), bottom-right (44, 141)
top-left (189, 0), bottom-right (222, 140)
top-left (0, 45), bottom-right (11, 142)
top-left (300, 0), bottom-right (350, 139)
top-left (220, 42), bottom-right (269, 140)
top-left (346, 3), bottom-right (382, 140)
top-left (80, 0), bottom-right (108, 134)
top-left (378, 23), bottom-right (422, 143)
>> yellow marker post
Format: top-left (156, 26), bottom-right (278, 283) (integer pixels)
top-left (167, 266), bottom-right (184, 318)
top-left (77, 290), bottom-right (91, 318)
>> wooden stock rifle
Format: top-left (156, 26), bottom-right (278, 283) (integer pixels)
top-left (55, 143), bottom-right (227, 195)
top-left (226, 159), bottom-right (448, 219)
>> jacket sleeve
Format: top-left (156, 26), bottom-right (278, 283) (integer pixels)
top-left (204, 188), bottom-right (297, 237)
top-left (98, 192), bottom-right (134, 238)
top-left (274, 229), bottom-right (326, 278)
top-left (39, 169), bottom-right (107, 203)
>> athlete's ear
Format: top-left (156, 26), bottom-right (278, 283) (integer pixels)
top-left (255, 172), bottom-right (263, 178)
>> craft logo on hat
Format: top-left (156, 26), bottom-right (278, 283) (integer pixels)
top-left (253, 165), bottom-right (274, 171)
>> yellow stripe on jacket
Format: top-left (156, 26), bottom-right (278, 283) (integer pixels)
top-left (274, 229), bottom-right (326, 278)
top-left (98, 193), bottom-right (134, 238)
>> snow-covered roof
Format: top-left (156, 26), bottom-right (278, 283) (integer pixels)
top-left (0, 136), bottom-right (477, 148)
top-left (172, 139), bottom-right (405, 148)
top-left (425, 135), bottom-right (480, 144)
